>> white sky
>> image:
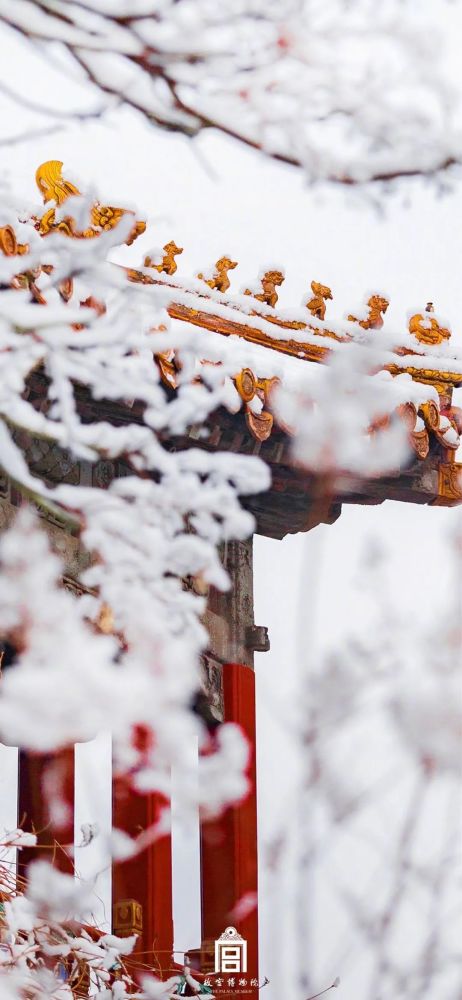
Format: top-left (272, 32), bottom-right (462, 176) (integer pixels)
top-left (0, 10), bottom-right (461, 998)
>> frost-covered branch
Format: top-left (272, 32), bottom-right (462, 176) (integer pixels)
top-left (269, 528), bottom-right (462, 998)
top-left (0, 851), bottom-right (147, 998)
top-left (0, 190), bottom-right (272, 834)
top-left (0, 0), bottom-right (461, 185)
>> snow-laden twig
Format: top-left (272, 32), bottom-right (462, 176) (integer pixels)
top-left (0, 1), bottom-right (461, 185)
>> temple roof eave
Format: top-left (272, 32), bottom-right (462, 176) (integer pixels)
top-left (1, 158), bottom-right (462, 534)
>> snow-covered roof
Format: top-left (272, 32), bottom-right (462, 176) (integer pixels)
top-left (125, 254), bottom-right (462, 462)
top-left (2, 159), bottom-right (462, 517)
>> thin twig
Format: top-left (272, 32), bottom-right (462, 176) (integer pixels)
top-left (305, 980), bottom-right (340, 1000)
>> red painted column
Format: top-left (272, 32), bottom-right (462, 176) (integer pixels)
top-left (112, 783), bottom-right (174, 977)
top-left (201, 662), bottom-right (259, 997)
top-left (17, 747), bottom-right (75, 878)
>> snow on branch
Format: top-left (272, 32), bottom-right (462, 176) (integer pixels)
top-left (0, 167), bottom-right (270, 996)
top-left (0, 858), bottom-right (145, 997)
top-left (275, 528), bottom-right (462, 998)
top-left (0, 182), bottom-right (271, 827)
top-left (0, 1), bottom-right (461, 185)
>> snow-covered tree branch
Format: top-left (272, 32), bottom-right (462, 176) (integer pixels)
top-left (0, 6), bottom-right (460, 990)
top-left (0, 0), bottom-right (461, 185)
top-left (0, 177), bottom-right (271, 997)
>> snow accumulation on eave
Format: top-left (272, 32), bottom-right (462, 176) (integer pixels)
top-left (176, 322), bottom-right (440, 409)
top-left (148, 272), bottom-right (462, 438)
top-left (148, 270), bottom-right (462, 378)
top-left (167, 313), bottom-right (462, 462)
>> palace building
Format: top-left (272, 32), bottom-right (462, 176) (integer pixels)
top-left (1, 161), bottom-right (461, 997)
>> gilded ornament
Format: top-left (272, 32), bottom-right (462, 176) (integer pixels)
top-left (436, 463), bottom-right (462, 503)
top-left (410, 428), bottom-right (430, 459)
top-left (0, 225), bottom-right (18, 256)
top-left (0, 225), bottom-right (28, 257)
top-left (348, 294), bottom-right (389, 329)
top-left (257, 375), bottom-right (280, 405)
top-left (36, 160), bottom-right (80, 205)
top-left (408, 302), bottom-right (451, 346)
top-left (235, 368), bottom-right (257, 403)
top-left (419, 400), bottom-right (440, 431)
top-left (145, 241), bottom-right (183, 276)
top-left (35, 160), bottom-right (146, 245)
top-left (387, 363), bottom-right (461, 390)
top-left (231, 370), bottom-right (281, 441)
top-left (244, 269), bottom-right (285, 309)
top-left (306, 280), bottom-right (333, 320)
top-left (245, 409), bottom-right (274, 442)
top-left (197, 256), bottom-right (237, 293)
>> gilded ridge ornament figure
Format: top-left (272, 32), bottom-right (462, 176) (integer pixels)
top-left (145, 241), bottom-right (183, 276)
top-left (348, 294), bottom-right (389, 329)
top-left (35, 160), bottom-right (80, 204)
top-left (197, 256), bottom-right (237, 293)
top-left (244, 269), bottom-right (285, 309)
top-left (408, 302), bottom-right (451, 346)
top-left (306, 280), bottom-right (333, 320)
top-left (35, 160), bottom-right (146, 245)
